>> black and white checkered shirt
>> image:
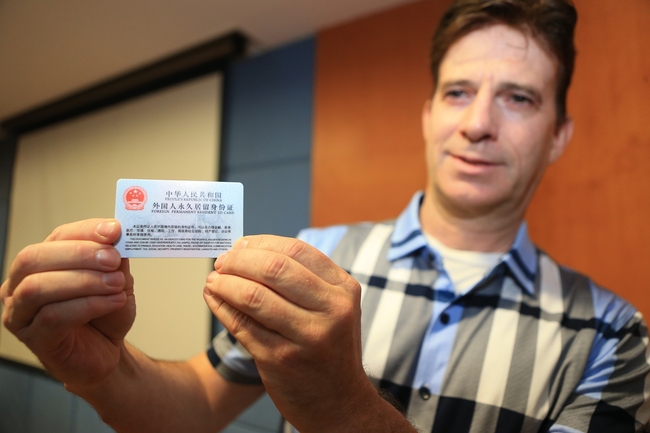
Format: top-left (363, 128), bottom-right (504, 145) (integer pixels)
top-left (209, 192), bottom-right (650, 432)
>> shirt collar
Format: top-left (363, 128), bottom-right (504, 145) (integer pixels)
top-left (388, 191), bottom-right (538, 296)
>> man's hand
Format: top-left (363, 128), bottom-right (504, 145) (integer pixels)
top-left (1, 219), bottom-right (135, 388)
top-left (203, 235), bottom-right (412, 432)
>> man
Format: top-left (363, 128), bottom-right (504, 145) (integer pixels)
top-left (2, 0), bottom-right (649, 432)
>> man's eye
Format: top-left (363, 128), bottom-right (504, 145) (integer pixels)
top-left (446, 89), bottom-right (466, 98)
top-left (510, 94), bottom-right (532, 104)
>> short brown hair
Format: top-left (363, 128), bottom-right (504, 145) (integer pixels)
top-left (431, 0), bottom-right (577, 126)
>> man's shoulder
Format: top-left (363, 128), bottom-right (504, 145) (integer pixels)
top-left (298, 220), bottom-right (395, 258)
top-left (538, 249), bottom-right (641, 330)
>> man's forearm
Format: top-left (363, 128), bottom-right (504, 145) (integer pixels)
top-left (339, 391), bottom-right (421, 433)
top-left (64, 343), bottom-right (249, 433)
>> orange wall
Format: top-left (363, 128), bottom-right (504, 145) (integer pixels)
top-left (312, 0), bottom-right (650, 317)
top-left (312, 0), bottom-right (449, 226)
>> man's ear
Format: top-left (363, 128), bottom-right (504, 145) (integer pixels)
top-left (549, 117), bottom-right (574, 164)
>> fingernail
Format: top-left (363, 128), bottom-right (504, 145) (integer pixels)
top-left (96, 221), bottom-right (117, 238)
top-left (206, 271), bottom-right (218, 283)
top-left (233, 238), bottom-right (248, 250)
top-left (102, 271), bottom-right (124, 287)
top-left (214, 253), bottom-right (228, 271)
top-left (96, 248), bottom-right (120, 267)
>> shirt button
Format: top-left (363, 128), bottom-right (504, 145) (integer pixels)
top-left (440, 313), bottom-right (450, 324)
top-left (419, 386), bottom-right (431, 400)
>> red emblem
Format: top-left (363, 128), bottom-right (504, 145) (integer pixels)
top-left (123, 186), bottom-right (147, 210)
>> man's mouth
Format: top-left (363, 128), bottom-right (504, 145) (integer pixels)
top-left (453, 154), bottom-right (498, 166)
top-left (446, 153), bottom-right (503, 176)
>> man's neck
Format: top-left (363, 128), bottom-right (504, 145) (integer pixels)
top-left (419, 192), bottom-right (523, 253)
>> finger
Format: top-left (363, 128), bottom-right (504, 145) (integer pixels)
top-left (203, 289), bottom-right (286, 356)
top-left (3, 269), bottom-right (126, 332)
top-left (231, 236), bottom-right (350, 287)
top-left (45, 219), bottom-right (121, 244)
top-left (0, 278), bottom-right (12, 305)
top-left (206, 272), bottom-right (312, 339)
top-left (17, 292), bottom-right (128, 352)
top-left (117, 258), bottom-right (134, 288)
top-left (214, 249), bottom-right (339, 312)
top-left (4, 242), bottom-right (122, 298)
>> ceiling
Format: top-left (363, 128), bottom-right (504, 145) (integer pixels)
top-left (0, 0), bottom-right (418, 121)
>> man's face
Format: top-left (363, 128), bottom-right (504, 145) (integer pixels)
top-left (422, 24), bottom-right (573, 219)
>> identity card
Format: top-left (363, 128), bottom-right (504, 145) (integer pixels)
top-left (114, 179), bottom-right (243, 258)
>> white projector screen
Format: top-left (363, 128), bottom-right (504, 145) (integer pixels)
top-left (1, 73), bottom-right (221, 367)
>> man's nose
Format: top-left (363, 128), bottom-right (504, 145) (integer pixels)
top-left (460, 91), bottom-right (497, 143)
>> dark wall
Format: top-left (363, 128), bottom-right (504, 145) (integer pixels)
top-left (0, 135), bottom-right (17, 278)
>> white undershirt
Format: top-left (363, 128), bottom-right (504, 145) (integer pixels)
top-left (424, 232), bottom-right (503, 295)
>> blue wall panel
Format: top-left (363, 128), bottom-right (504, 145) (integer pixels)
top-left (233, 161), bottom-right (311, 237)
top-left (218, 36), bottom-right (315, 433)
top-left (0, 361), bottom-right (34, 432)
top-left (222, 38), bottom-right (314, 169)
top-left (221, 37), bottom-right (314, 238)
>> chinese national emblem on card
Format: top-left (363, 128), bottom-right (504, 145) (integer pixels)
top-left (123, 186), bottom-right (147, 210)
